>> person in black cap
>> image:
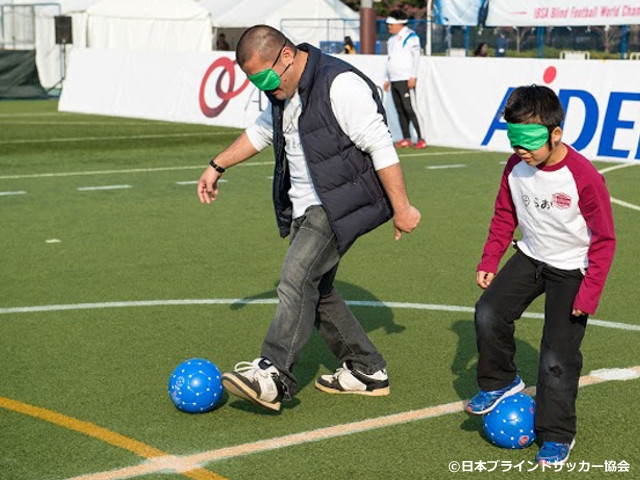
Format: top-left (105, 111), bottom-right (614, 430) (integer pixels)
top-left (383, 10), bottom-right (426, 149)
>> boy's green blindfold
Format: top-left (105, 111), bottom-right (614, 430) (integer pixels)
top-left (506, 123), bottom-right (550, 151)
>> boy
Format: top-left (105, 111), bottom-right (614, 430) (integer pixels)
top-left (467, 85), bottom-right (616, 465)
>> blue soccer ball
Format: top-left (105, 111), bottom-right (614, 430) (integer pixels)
top-left (168, 358), bottom-right (224, 413)
top-left (483, 393), bottom-right (536, 449)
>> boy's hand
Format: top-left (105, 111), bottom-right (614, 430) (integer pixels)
top-left (477, 271), bottom-right (494, 289)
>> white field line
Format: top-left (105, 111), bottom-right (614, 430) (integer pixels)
top-left (0, 150), bottom-right (485, 181)
top-left (426, 164), bottom-right (466, 170)
top-left (77, 185), bottom-right (132, 192)
top-left (0, 162), bottom-right (271, 180)
top-left (597, 163), bottom-right (640, 211)
top-left (176, 179), bottom-right (228, 185)
top-left (598, 162), bottom-right (638, 175)
top-left (401, 149), bottom-right (487, 158)
top-left (65, 365), bottom-right (640, 480)
top-left (0, 112), bottom-right (78, 117)
top-left (0, 131), bottom-right (237, 146)
top-left (0, 298), bottom-right (638, 332)
top-left (0, 190), bottom-right (27, 196)
top-left (610, 197), bottom-right (640, 212)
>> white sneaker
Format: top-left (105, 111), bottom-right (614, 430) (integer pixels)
top-left (222, 358), bottom-right (285, 412)
top-left (315, 362), bottom-right (390, 396)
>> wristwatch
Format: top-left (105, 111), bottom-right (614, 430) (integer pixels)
top-left (209, 159), bottom-right (226, 174)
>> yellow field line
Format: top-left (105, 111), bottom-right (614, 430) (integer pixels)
top-left (62, 365), bottom-right (640, 480)
top-left (0, 397), bottom-right (226, 480)
top-left (4, 366), bottom-right (640, 480)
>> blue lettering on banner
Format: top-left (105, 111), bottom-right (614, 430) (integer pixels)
top-left (598, 92), bottom-right (640, 159)
top-left (482, 88), bottom-right (640, 160)
top-left (557, 89), bottom-right (598, 151)
top-left (480, 88), bottom-right (514, 145)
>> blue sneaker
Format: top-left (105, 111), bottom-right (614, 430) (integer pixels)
top-left (536, 440), bottom-right (576, 465)
top-left (466, 375), bottom-right (525, 415)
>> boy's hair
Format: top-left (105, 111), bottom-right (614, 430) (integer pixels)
top-left (503, 85), bottom-right (565, 131)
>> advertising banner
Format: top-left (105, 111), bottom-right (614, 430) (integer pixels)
top-left (423, 57), bottom-right (640, 162)
top-left (486, 0), bottom-right (640, 26)
top-left (59, 48), bottom-right (640, 163)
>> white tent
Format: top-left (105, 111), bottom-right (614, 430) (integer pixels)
top-left (199, 0), bottom-right (360, 51)
top-left (0, 0), bottom-right (99, 89)
top-left (1, 0), bottom-right (213, 89)
top-left (85, 0), bottom-right (212, 52)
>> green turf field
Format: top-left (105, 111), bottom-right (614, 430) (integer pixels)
top-left (1, 99), bottom-right (638, 480)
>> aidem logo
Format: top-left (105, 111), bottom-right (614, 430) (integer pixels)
top-left (481, 68), bottom-right (640, 160)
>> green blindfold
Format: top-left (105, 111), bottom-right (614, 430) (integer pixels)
top-left (506, 123), bottom-right (550, 151)
top-left (247, 38), bottom-right (293, 92)
top-left (247, 68), bottom-right (282, 92)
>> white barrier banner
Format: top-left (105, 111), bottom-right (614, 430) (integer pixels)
top-left (424, 57), bottom-right (640, 162)
top-left (486, 0), bottom-right (640, 26)
top-left (59, 48), bottom-right (640, 162)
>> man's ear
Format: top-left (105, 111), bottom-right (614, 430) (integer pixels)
top-left (551, 126), bottom-right (563, 143)
top-left (281, 46), bottom-right (294, 63)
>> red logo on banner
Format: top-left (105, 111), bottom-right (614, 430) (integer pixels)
top-left (199, 57), bottom-right (250, 118)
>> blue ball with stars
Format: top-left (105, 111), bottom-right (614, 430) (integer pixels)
top-left (168, 358), bottom-right (223, 413)
top-left (483, 393), bottom-right (536, 449)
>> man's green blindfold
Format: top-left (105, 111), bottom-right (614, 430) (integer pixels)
top-left (247, 68), bottom-right (282, 92)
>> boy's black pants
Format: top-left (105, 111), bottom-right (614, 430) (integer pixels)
top-left (475, 249), bottom-right (587, 443)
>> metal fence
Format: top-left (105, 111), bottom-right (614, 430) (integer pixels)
top-left (380, 20), bottom-right (640, 58)
top-left (0, 4), bottom-right (37, 50)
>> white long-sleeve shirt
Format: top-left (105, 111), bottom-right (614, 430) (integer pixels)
top-left (245, 72), bottom-right (399, 219)
top-left (386, 26), bottom-right (421, 82)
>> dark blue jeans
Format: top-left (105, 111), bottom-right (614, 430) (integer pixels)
top-left (474, 249), bottom-right (587, 443)
top-left (261, 205), bottom-right (386, 399)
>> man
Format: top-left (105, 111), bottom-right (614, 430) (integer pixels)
top-left (197, 25), bottom-right (421, 412)
top-left (383, 10), bottom-right (426, 149)
top-left (496, 30), bottom-right (507, 57)
top-left (216, 33), bottom-right (230, 51)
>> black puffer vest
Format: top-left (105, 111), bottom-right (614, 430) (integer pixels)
top-left (268, 44), bottom-right (393, 254)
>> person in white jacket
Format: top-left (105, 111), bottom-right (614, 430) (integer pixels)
top-left (383, 10), bottom-right (426, 149)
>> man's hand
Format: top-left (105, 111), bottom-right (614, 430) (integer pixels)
top-left (383, 80), bottom-right (390, 92)
top-left (477, 271), bottom-right (494, 289)
top-left (393, 205), bottom-right (421, 240)
top-left (197, 166), bottom-right (222, 204)
top-left (407, 77), bottom-right (417, 90)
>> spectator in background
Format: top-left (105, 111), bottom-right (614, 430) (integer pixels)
top-left (474, 42), bottom-right (489, 57)
top-left (216, 33), bottom-right (231, 51)
top-left (496, 31), bottom-right (507, 57)
top-left (343, 36), bottom-right (356, 54)
top-left (383, 10), bottom-right (426, 149)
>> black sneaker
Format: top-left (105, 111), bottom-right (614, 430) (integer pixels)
top-left (315, 362), bottom-right (390, 396)
top-left (222, 358), bottom-right (285, 412)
